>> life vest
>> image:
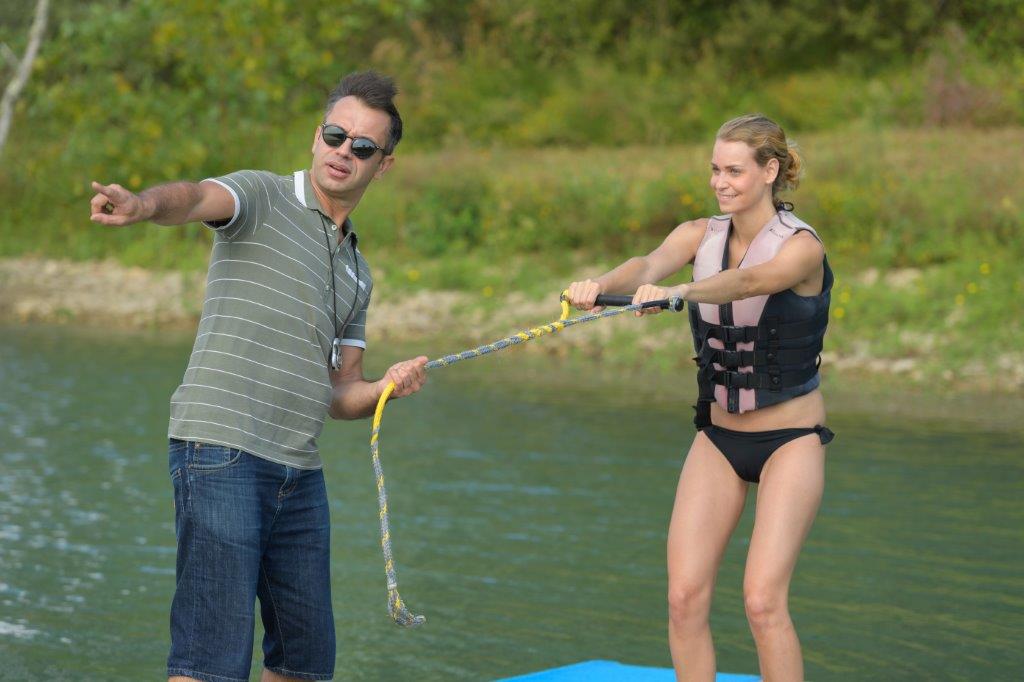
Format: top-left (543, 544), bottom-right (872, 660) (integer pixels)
top-left (688, 210), bottom-right (832, 428)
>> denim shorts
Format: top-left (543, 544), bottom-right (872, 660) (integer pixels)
top-left (167, 438), bottom-right (335, 681)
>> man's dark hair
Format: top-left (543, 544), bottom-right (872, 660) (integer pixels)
top-left (324, 71), bottom-right (403, 155)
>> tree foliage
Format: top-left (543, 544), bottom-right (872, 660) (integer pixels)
top-left (11, 1), bottom-right (1023, 146)
top-left (1, 0), bottom-right (1021, 202)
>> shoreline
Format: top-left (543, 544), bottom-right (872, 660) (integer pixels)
top-left (3, 257), bottom-right (1021, 402)
top-left (0, 256), bottom-right (477, 336)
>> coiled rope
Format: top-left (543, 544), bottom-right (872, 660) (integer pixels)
top-left (369, 293), bottom-right (682, 626)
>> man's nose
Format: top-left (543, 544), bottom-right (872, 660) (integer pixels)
top-left (335, 138), bottom-right (354, 158)
top-left (325, 135), bottom-right (354, 158)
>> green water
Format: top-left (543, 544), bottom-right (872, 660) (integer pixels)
top-left (0, 324), bottom-right (1021, 681)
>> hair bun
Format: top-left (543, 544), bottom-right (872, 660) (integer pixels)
top-left (780, 140), bottom-right (803, 192)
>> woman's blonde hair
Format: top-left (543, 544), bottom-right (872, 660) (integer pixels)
top-left (717, 114), bottom-right (802, 206)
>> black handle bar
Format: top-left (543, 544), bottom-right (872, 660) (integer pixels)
top-left (559, 291), bottom-right (685, 312)
top-left (595, 294), bottom-right (684, 311)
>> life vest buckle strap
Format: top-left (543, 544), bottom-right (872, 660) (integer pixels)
top-left (697, 342), bottom-right (823, 372)
top-left (713, 324), bottom-right (758, 344)
top-left (712, 365), bottom-right (817, 392)
top-left (717, 370), bottom-right (757, 389)
top-left (717, 349), bottom-right (743, 368)
top-left (698, 311), bottom-right (828, 344)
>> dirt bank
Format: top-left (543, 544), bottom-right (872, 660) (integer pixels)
top-left (0, 257), bottom-right (481, 338)
top-left (3, 257), bottom-right (1022, 396)
top-left (0, 257), bottom-right (204, 329)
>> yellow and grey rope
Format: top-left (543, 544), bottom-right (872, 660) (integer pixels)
top-left (369, 293), bottom-right (680, 626)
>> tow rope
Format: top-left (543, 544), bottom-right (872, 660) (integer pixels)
top-left (368, 292), bottom-right (684, 626)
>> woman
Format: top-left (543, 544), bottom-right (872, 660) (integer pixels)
top-left (565, 114), bottom-right (833, 682)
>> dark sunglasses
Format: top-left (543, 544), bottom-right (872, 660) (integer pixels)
top-left (320, 124), bottom-right (384, 160)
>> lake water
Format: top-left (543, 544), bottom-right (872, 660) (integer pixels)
top-left (1, 323), bottom-right (1021, 681)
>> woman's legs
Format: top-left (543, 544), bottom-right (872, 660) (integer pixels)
top-left (667, 432), bottom-right (749, 682)
top-left (743, 434), bottom-right (825, 682)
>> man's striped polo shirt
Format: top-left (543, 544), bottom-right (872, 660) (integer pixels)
top-left (168, 169), bottom-right (372, 469)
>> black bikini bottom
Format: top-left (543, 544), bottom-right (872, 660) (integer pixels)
top-left (701, 424), bottom-right (835, 483)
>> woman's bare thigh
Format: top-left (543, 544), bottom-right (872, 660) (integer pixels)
top-left (667, 431), bottom-right (750, 589)
top-left (744, 434), bottom-right (826, 592)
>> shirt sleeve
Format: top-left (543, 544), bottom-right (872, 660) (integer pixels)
top-left (340, 285), bottom-right (370, 350)
top-left (200, 170), bottom-right (273, 240)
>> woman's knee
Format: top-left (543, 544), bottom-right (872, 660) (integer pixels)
top-left (743, 585), bottom-right (790, 631)
top-left (667, 580), bottom-right (713, 628)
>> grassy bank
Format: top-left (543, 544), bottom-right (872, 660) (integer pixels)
top-left (2, 126), bottom-right (1021, 390)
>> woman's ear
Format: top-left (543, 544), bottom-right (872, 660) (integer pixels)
top-left (765, 157), bottom-right (779, 185)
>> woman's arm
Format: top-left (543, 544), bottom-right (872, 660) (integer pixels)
top-left (634, 231), bottom-right (825, 309)
top-left (565, 219), bottom-right (707, 309)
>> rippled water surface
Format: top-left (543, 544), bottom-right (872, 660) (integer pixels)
top-left (1, 324), bottom-right (1021, 680)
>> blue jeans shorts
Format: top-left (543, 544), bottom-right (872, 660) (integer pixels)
top-left (167, 439), bottom-right (335, 681)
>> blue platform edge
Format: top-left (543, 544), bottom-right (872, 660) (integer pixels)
top-left (496, 659), bottom-right (760, 681)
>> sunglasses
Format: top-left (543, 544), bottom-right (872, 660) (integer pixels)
top-left (320, 124), bottom-right (384, 160)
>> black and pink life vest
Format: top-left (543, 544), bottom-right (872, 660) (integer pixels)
top-left (688, 210), bottom-right (832, 428)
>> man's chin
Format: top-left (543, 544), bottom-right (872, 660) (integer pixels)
top-left (313, 172), bottom-right (351, 195)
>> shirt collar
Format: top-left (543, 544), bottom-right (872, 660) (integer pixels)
top-left (294, 169), bottom-right (358, 245)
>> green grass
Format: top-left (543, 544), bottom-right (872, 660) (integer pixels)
top-left (2, 126), bottom-right (1021, 390)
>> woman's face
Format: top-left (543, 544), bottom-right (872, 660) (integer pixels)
top-left (709, 139), bottom-right (777, 214)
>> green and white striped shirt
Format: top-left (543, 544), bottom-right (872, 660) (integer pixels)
top-left (168, 169), bottom-right (372, 469)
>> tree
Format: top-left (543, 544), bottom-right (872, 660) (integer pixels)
top-left (0, 0), bottom-right (49, 156)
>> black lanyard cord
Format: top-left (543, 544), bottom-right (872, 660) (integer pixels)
top-left (319, 214), bottom-right (360, 366)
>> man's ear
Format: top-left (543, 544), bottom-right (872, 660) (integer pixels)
top-left (375, 154), bottom-right (395, 179)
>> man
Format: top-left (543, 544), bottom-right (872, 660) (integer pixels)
top-left (89, 71), bottom-right (427, 682)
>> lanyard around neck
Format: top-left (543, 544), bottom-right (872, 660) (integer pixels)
top-left (319, 214), bottom-right (360, 365)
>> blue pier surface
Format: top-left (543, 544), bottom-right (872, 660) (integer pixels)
top-left (497, 660), bottom-right (760, 681)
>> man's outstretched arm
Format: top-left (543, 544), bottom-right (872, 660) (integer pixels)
top-left (89, 179), bottom-right (235, 227)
